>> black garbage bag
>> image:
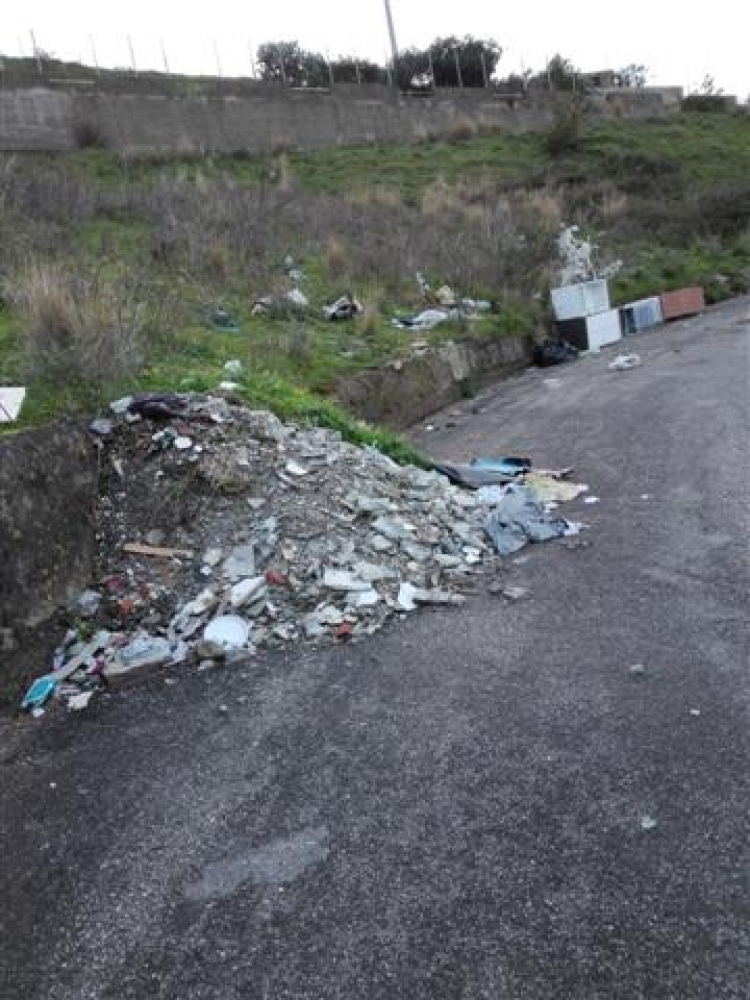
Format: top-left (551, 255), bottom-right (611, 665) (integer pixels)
top-left (533, 339), bottom-right (578, 368)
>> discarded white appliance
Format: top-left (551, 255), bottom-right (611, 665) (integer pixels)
top-left (555, 309), bottom-right (622, 352)
top-left (551, 279), bottom-right (611, 322)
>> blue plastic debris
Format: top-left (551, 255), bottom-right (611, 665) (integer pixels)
top-left (484, 485), bottom-right (568, 556)
top-left (470, 456), bottom-right (531, 476)
top-left (21, 675), bottom-right (58, 711)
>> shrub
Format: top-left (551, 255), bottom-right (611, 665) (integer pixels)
top-left (447, 115), bottom-right (477, 142)
top-left (72, 117), bottom-right (108, 150)
top-left (7, 263), bottom-right (146, 389)
top-left (542, 104), bottom-right (582, 156)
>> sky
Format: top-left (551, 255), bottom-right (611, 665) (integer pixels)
top-left (4, 0), bottom-right (749, 99)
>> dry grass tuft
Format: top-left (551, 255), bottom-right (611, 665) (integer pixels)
top-left (447, 115), bottom-right (478, 142)
top-left (8, 262), bottom-right (146, 388)
top-left (323, 235), bottom-right (350, 277)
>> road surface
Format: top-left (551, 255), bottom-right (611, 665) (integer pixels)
top-left (1, 298), bottom-right (748, 999)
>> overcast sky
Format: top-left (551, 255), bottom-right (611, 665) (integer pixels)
top-left (4, 0), bottom-right (749, 98)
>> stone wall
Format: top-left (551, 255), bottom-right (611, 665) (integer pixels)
top-left (0, 84), bottom-right (678, 156)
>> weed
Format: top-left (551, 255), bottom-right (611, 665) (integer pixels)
top-left (6, 262), bottom-right (147, 392)
top-left (542, 103), bottom-right (583, 156)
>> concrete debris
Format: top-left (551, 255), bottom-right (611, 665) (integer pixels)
top-left (67, 690), bottom-right (94, 711)
top-left (323, 570), bottom-right (371, 592)
top-left (105, 635), bottom-right (172, 680)
top-left (22, 391), bottom-right (592, 715)
top-left (229, 576), bottom-right (267, 609)
top-left (89, 417), bottom-right (114, 437)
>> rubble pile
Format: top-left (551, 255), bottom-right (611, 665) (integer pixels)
top-left (20, 392), bottom-right (590, 714)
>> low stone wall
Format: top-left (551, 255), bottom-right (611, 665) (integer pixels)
top-left (0, 424), bottom-right (97, 701)
top-left (336, 333), bottom-right (534, 429)
top-left (0, 84), bottom-right (678, 156)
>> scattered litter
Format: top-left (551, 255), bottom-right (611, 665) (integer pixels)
top-left (21, 675), bottom-right (58, 711)
top-left (173, 436), bottom-right (193, 451)
top-left (122, 542), bottom-right (194, 560)
top-left (689, 708), bottom-right (701, 717)
top-left (476, 484), bottom-right (510, 505)
top-left (640, 494), bottom-right (651, 500)
top-left (609, 354), bottom-right (642, 371)
top-left (583, 496), bottom-right (600, 505)
top-left (285, 460), bottom-right (309, 477)
top-left (76, 589), bottom-right (102, 618)
top-left (208, 308), bottom-right (241, 334)
top-left (23, 392), bottom-right (593, 716)
top-left (324, 294), bottom-right (363, 321)
top-left (89, 417), bottom-right (114, 437)
top-left (640, 815), bottom-right (658, 832)
top-left (229, 576), bottom-right (267, 609)
top-left (105, 636), bottom-right (172, 680)
top-left (0, 387), bottom-right (26, 423)
top-left (224, 359), bottom-right (244, 376)
top-left (471, 456), bottom-right (531, 476)
top-left (533, 340), bottom-right (578, 368)
top-left (286, 288), bottom-right (309, 309)
top-left (109, 396), bottom-right (133, 415)
top-left (484, 485), bottom-right (569, 556)
top-left (391, 309), bottom-right (450, 331)
top-left (67, 691), bottom-right (94, 711)
top-left (629, 663), bottom-right (646, 677)
top-left (524, 474), bottom-right (588, 505)
top-left (433, 464), bottom-right (516, 490)
top-left (203, 615), bottom-right (252, 651)
top-left (562, 521), bottom-right (585, 537)
top-left (502, 586), bottom-right (529, 600)
top-left (323, 570), bottom-right (371, 593)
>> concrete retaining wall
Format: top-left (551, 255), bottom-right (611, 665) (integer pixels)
top-left (0, 85), bottom-right (678, 156)
top-left (336, 333), bottom-right (534, 429)
top-left (0, 423), bottom-right (97, 703)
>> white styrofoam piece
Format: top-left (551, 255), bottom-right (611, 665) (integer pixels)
top-left (551, 279), bottom-right (610, 321)
top-left (0, 387), bottom-right (26, 423)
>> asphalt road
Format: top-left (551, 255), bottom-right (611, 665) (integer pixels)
top-left (1, 299), bottom-right (748, 1000)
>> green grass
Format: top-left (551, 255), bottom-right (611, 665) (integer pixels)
top-left (3, 111), bottom-right (748, 450)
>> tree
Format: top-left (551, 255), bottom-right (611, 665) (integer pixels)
top-left (615, 64), bottom-right (648, 88)
top-left (395, 35), bottom-right (502, 90)
top-left (545, 54), bottom-right (578, 91)
top-left (697, 74), bottom-right (723, 96)
top-left (256, 41), bottom-right (328, 87)
top-left (329, 56), bottom-right (387, 85)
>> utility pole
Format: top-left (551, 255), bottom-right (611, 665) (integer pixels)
top-left (160, 39), bottom-right (170, 75)
top-left (30, 30), bottom-right (42, 76)
top-left (383, 0), bottom-right (399, 75)
top-left (89, 35), bottom-right (100, 75)
top-left (127, 35), bottom-right (137, 74)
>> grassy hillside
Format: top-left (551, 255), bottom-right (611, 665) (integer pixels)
top-left (1, 110), bottom-right (748, 442)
